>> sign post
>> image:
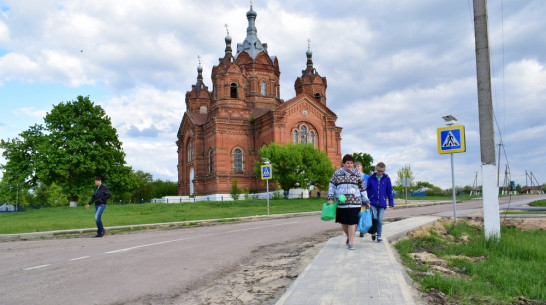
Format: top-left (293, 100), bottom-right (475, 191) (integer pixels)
top-left (261, 164), bottom-right (272, 215)
top-left (437, 123), bottom-right (466, 221)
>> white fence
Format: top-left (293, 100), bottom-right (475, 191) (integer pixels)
top-left (152, 188), bottom-right (310, 203)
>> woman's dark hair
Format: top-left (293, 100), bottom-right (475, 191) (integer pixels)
top-left (342, 154), bottom-right (354, 164)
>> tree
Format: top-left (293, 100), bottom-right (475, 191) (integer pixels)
top-left (130, 170), bottom-right (154, 202)
top-left (33, 182), bottom-right (69, 207)
top-left (352, 152), bottom-right (374, 175)
top-left (395, 165), bottom-right (415, 194)
top-left (230, 178), bottom-right (240, 200)
top-left (257, 143), bottom-right (334, 196)
top-left (1, 96), bottom-right (136, 205)
top-left (415, 181), bottom-right (444, 196)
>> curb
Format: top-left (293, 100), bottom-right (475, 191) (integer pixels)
top-left (0, 211), bottom-right (321, 241)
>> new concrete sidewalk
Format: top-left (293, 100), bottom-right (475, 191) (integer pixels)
top-left (275, 216), bottom-right (439, 305)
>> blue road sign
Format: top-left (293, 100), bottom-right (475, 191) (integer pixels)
top-left (261, 164), bottom-right (272, 180)
top-left (437, 125), bottom-right (466, 154)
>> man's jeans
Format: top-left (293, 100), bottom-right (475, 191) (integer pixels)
top-left (370, 205), bottom-right (385, 238)
top-left (95, 204), bottom-right (106, 234)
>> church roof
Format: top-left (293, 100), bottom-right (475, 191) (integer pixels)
top-left (186, 112), bottom-right (208, 125)
top-left (236, 5), bottom-right (270, 60)
top-left (251, 107), bottom-right (271, 119)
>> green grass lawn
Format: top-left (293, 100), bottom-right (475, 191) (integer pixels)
top-left (394, 219), bottom-right (546, 305)
top-left (503, 211), bottom-right (546, 215)
top-left (530, 199), bottom-right (546, 207)
top-left (0, 198), bottom-right (327, 234)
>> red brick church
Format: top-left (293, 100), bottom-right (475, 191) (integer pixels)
top-left (176, 5), bottom-right (342, 196)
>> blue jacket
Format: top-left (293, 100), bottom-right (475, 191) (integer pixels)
top-left (367, 173), bottom-right (394, 208)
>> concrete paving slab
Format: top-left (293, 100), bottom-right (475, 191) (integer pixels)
top-left (276, 216), bottom-right (439, 305)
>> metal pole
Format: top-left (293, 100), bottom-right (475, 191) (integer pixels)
top-left (450, 153), bottom-right (457, 221)
top-left (266, 179), bottom-right (270, 215)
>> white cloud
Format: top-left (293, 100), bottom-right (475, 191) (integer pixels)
top-left (0, 20), bottom-right (8, 43)
top-left (104, 87), bottom-right (185, 138)
top-left (12, 107), bottom-right (47, 119)
top-left (0, 0), bottom-right (545, 190)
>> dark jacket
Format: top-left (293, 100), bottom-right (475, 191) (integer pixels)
top-left (89, 184), bottom-right (111, 205)
top-left (366, 173), bottom-right (394, 208)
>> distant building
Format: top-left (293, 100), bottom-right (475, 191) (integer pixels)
top-left (176, 5), bottom-right (342, 196)
top-left (0, 203), bottom-right (15, 212)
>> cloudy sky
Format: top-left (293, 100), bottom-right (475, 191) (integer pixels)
top-left (0, 0), bottom-right (545, 190)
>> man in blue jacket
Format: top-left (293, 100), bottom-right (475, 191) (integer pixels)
top-left (366, 162), bottom-right (394, 243)
top-left (86, 176), bottom-right (111, 237)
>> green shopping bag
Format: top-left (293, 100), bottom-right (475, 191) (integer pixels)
top-left (321, 202), bottom-right (337, 221)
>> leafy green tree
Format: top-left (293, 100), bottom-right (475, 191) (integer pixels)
top-left (352, 152), bottom-right (374, 175)
top-left (415, 181), bottom-right (435, 189)
top-left (33, 182), bottom-right (69, 207)
top-left (230, 178), bottom-right (240, 200)
top-left (0, 179), bottom-right (31, 207)
top-left (395, 165), bottom-right (415, 194)
top-left (130, 170), bottom-right (154, 202)
top-left (0, 96), bottom-right (136, 205)
top-left (415, 181), bottom-right (445, 196)
top-left (0, 180), bottom-right (9, 204)
top-left (257, 143), bottom-right (334, 196)
top-left (120, 170), bottom-right (177, 203)
top-left (149, 179), bottom-right (178, 199)
top-left (0, 125), bottom-right (43, 189)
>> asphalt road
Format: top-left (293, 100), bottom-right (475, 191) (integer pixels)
top-left (0, 194), bottom-right (543, 305)
top-left (1, 215), bottom-right (340, 305)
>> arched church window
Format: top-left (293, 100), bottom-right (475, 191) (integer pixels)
top-left (293, 130), bottom-right (298, 143)
top-left (314, 93), bottom-right (322, 102)
top-left (310, 131), bottom-right (315, 146)
top-left (275, 83), bottom-right (279, 98)
top-left (233, 148), bottom-right (243, 173)
top-left (214, 86), bottom-right (218, 100)
top-left (230, 82), bottom-right (238, 98)
top-left (300, 125), bottom-right (308, 144)
top-left (199, 105), bottom-right (207, 114)
top-left (260, 81), bottom-right (267, 95)
top-left (245, 81), bottom-right (249, 95)
top-left (187, 140), bottom-right (193, 163)
top-left (209, 150), bottom-right (213, 174)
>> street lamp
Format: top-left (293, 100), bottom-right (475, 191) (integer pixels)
top-left (443, 115), bottom-right (458, 221)
top-left (442, 115), bottom-right (457, 126)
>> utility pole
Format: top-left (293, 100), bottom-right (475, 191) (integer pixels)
top-left (471, 171), bottom-right (478, 196)
top-left (496, 143), bottom-right (502, 186)
top-left (473, 0), bottom-right (500, 240)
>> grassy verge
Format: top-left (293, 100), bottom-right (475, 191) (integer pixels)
top-left (0, 198), bottom-right (327, 234)
top-left (530, 199), bottom-right (546, 207)
top-left (394, 219), bottom-right (546, 304)
top-left (503, 211), bottom-right (546, 215)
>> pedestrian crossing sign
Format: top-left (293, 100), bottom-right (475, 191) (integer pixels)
top-left (437, 125), bottom-right (466, 154)
top-left (261, 164), bottom-right (272, 180)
